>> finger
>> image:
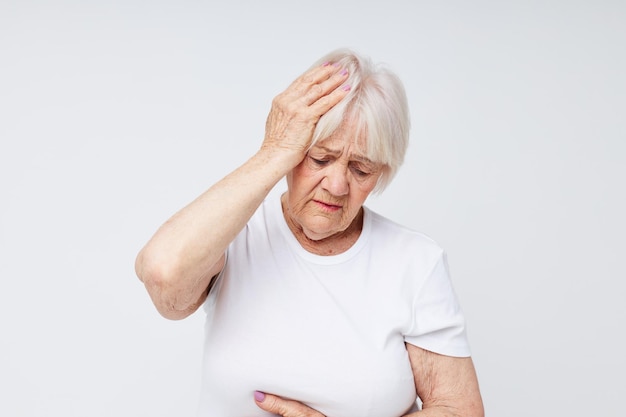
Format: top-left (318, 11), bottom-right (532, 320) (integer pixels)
top-left (300, 67), bottom-right (349, 106)
top-left (287, 62), bottom-right (338, 92)
top-left (308, 79), bottom-right (351, 116)
top-left (254, 391), bottom-right (325, 417)
top-left (270, 66), bottom-right (349, 123)
top-left (286, 63), bottom-right (347, 103)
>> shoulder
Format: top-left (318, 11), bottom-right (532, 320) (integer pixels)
top-left (230, 187), bottom-right (286, 255)
top-left (249, 184), bottom-right (285, 227)
top-left (365, 207), bottom-right (444, 259)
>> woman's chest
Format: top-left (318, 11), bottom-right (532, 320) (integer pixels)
top-left (199, 267), bottom-right (417, 417)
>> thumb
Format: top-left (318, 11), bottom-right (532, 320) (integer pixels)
top-left (254, 391), bottom-right (287, 415)
top-left (254, 391), bottom-right (323, 417)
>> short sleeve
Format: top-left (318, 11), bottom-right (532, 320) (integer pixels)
top-left (404, 251), bottom-right (471, 357)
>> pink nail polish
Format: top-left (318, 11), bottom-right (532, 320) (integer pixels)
top-left (342, 84), bottom-right (351, 91)
top-left (340, 69), bottom-right (348, 76)
top-left (254, 391), bottom-right (266, 402)
top-left (322, 61), bottom-right (330, 67)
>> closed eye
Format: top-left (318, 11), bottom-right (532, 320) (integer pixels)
top-left (310, 156), bottom-right (330, 166)
top-left (350, 164), bottom-right (372, 177)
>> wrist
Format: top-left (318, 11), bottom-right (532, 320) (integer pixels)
top-left (256, 144), bottom-right (305, 173)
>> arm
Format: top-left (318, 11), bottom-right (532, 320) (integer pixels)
top-left (254, 345), bottom-right (483, 417)
top-left (404, 343), bottom-right (484, 417)
top-left (135, 63), bottom-right (350, 320)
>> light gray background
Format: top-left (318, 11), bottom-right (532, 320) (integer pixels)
top-left (1, 1), bottom-right (624, 416)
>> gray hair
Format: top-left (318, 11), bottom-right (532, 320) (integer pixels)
top-left (310, 49), bottom-right (410, 193)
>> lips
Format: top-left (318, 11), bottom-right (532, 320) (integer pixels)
top-left (314, 199), bottom-right (342, 211)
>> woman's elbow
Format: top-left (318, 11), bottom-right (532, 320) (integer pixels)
top-left (145, 276), bottom-right (198, 320)
top-left (134, 250), bottom-right (195, 320)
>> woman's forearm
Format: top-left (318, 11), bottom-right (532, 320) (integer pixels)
top-left (135, 148), bottom-right (298, 319)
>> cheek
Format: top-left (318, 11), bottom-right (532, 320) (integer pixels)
top-left (357, 174), bottom-right (381, 195)
top-left (291, 165), bottom-right (323, 190)
top-left (286, 168), bottom-right (305, 193)
top-left (353, 175), bottom-right (379, 196)
top-left (345, 187), bottom-right (375, 213)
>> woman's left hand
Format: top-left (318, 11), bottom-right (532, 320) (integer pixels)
top-left (254, 391), bottom-right (325, 417)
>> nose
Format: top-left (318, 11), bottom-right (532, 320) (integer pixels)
top-left (321, 163), bottom-right (349, 196)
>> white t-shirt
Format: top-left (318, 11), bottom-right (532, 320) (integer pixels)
top-left (197, 190), bottom-right (470, 417)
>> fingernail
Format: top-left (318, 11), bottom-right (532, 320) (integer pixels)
top-left (342, 84), bottom-right (351, 91)
top-left (322, 61), bottom-right (330, 66)
top-left (254, 391), bottom-right (266, 402)
top-left (340, 69), bottom-right (348, 76)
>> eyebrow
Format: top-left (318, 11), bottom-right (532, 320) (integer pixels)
top-left (313, 146), bottom-right (376, 165)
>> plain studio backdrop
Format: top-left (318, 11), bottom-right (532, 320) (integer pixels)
top-left (1, 1), bottom-right (624, 416)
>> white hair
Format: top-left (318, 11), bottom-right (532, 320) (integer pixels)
top-left (310, 48), bottom-right (410, 193)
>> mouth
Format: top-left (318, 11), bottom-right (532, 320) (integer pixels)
top-left (313, 199), bottom-right (342, 212)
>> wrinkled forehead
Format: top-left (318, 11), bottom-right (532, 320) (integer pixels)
top-left (312, 116), bottom-right (375, 161)
top-left (312, 129), bottom-right (372, 162)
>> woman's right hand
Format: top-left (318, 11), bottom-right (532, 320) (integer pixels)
top-left (261, 62), bottom-right (350, 167)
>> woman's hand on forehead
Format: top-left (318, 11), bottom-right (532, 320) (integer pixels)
top-left (260, 62), bottom-right (351, 169)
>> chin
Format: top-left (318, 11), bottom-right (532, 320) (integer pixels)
top-left (303, 230), bottom-right (332, 241)
top-left (302, 224), bottom-right (335, 240)
top-left (306, 225), bottom-right (347, 241)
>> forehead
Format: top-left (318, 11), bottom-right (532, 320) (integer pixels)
top-left (311, 119), bottom-right (371, 161)
top-left (311, 137), bottom-right (372, 163)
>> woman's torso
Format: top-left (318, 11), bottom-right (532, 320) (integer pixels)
top-left (196, 194), bottom-right (446, 417)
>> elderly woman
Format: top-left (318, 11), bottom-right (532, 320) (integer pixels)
top-left (135, 49), bottom-right (484, 417)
